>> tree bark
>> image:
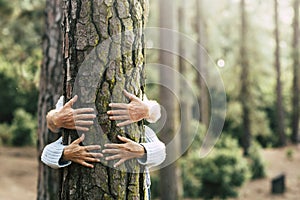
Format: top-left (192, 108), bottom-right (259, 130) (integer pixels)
top-left (37, 0), bottom-right (63, 199)
top-left (60, 0), bottom-right (148, 199)
top-left (240, 0), bottom-right (251, 156)
top-left (291, 0), bottom-right (300, 144)
top-left (159, 0), bottom-right (183, 199)
top-left (274, 0), bottom-right (286, 146)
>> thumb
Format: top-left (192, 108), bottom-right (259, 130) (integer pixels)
top-left (117, 135), bottom-right (131, 143)
top-left (65, 95), bottom-right (78, 107)
top-left (123, 90), bottom-right (138, 101)
top-left (73, 134), bottom-right (85, 144)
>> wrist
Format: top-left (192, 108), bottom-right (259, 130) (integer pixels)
top-left (138, 144), bottom-right (146, 159)
top-left (47, 110), bottom-right (61, 132)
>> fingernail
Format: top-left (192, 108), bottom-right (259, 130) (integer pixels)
top-left (109, 103), bottom-right (112, 106)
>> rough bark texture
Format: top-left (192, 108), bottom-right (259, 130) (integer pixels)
top-left (291, 0), bottom-right (299, 143)
top-left (240, 0), bottom-right (251, 156)
top-left (159, 0), bottom-right (183, 199)
top-left (37, 0), bottom-right (63, 199)
top-left (60, 0), bottom-right (148, 199)
top-left (274, 0), bottom-right (286, 146)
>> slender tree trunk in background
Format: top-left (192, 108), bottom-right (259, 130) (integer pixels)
top-left (196, 0), bottom-right (210, 128)
top-left (178, 2), bottom-right (192, 155)
top-left (37, 0), bottom-right (63, 199)
top-left (274, 0), bottom-right (286, 146)
top-left (291, 0), bottom-right (300, 144)
top-left (159, 0), bottom-right (183, 200)
top-left (240, 0), bottom-right (251, 156)
top-left (60, 0), bottom-right (148, 199)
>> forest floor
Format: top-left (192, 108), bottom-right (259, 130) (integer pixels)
top-left (0, 145), bottom-right (300, 200)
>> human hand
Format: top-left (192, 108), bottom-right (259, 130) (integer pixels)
top-left (102, 135), bottom-right (145, 167)
top-left (107, 90), bottom-right (149, 126)
top-left (62, 134), bottom-right (103, 168)
top-left (49, 95), bottom-right (96, 132)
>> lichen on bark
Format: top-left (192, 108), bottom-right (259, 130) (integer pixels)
top-left (61, 0), bottom-right (148, 199)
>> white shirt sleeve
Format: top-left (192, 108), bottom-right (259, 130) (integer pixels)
top-left (55, 96), bottom-right (64, 110)
top-left (143, 94), bottom-right (161, 123)
top-left (41, 137), bottom-right (71, 169)
top-left (138, 126), bottom-right (166, 168)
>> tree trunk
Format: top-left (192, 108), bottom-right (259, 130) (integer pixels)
top-left (60, 0), bottom-right (148, 199)
top-left (240, 0), bottom-right (251, 156)
top-left (291, 0), bottom-right (300, 144)
top-left (274, 0), bottom-right (286, 146)
top-left (196, 0), bottom-right (210, 127)
top-left (159, 0), bottom-right (183, 199)
top-left (178, 1), bottom-right (192, 156)
top-left (37, 0), bottom-right (63, 199)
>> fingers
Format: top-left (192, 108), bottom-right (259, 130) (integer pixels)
top-left (107, 110), bottom-right (128, 116)
top-left (65, 95), bottom-right (78, 107)
top-left (114, 159), bottom-right (127, 167)
top-left (80, 161), bottom-right (95, 168)
top-left (109, 103), bottom-right (129, 109)
top-left (116, 120), bottom-right (133, 127)
top-left (117, 135), bottom-right (131, 143)
top-left (74, 108), bottom-right (95, 115)
top-left (73, 134), bottom-right (85, 144)
top-left (123, 90), bottom-right (139, 101)
top-left (105, 153), bottom-right (123, 161)
top-left (75, 126), bottom-right (90, 132)
top-left (102, 147), bottom-right (123, 153)
top-left (85, 145), bottom-right (101, 151)
top-left (109, 115), bottom-right (130, 121)
top-left (75, 114), bottom-right (96, 120)
top-left (75, 120), bottom-right (94, 126)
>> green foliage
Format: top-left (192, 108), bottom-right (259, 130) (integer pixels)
top-left (0, 70), bottom-right (19, 122)
top-left (0, 0), bottom-right (42, 127)
top-left (179, 135), bottom-right (250, 199)
top-left (11, 109), bottom-right (37, 146)
top-left (0, 123), bottom-right (13, 146)
top-left (248, 142), bottom-right (266, 179)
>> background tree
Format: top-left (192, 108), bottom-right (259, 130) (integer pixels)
top-left (196, 0), bottom-right (210, 128)
top-left (60, 0), bottom-right (149, 199)
top-left (291, 0), bottom-right (300, 144)
top-left (159, 0), bottom-right (183, 199)
top-left (178, 0), bottom-right (193, 155)
top-left (37, 0), bottom-right (63, 199)
top-left (274, 0), bottom-right (286, 146)
top-left (240, 0), bottom-right (251, 156)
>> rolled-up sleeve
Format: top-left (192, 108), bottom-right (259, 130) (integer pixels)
top-left (138, 126), bottom-right (166, 167)
top-left (41, 137), bottom-right (71, 169)
top-left (143, 95), bottom-right (161, 123)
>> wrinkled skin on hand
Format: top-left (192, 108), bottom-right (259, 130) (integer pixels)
top-left (107, 90), bottom-right (149, 126)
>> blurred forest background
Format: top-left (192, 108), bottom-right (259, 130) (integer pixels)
top-left (0, 0), bottom-right (299, 199)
